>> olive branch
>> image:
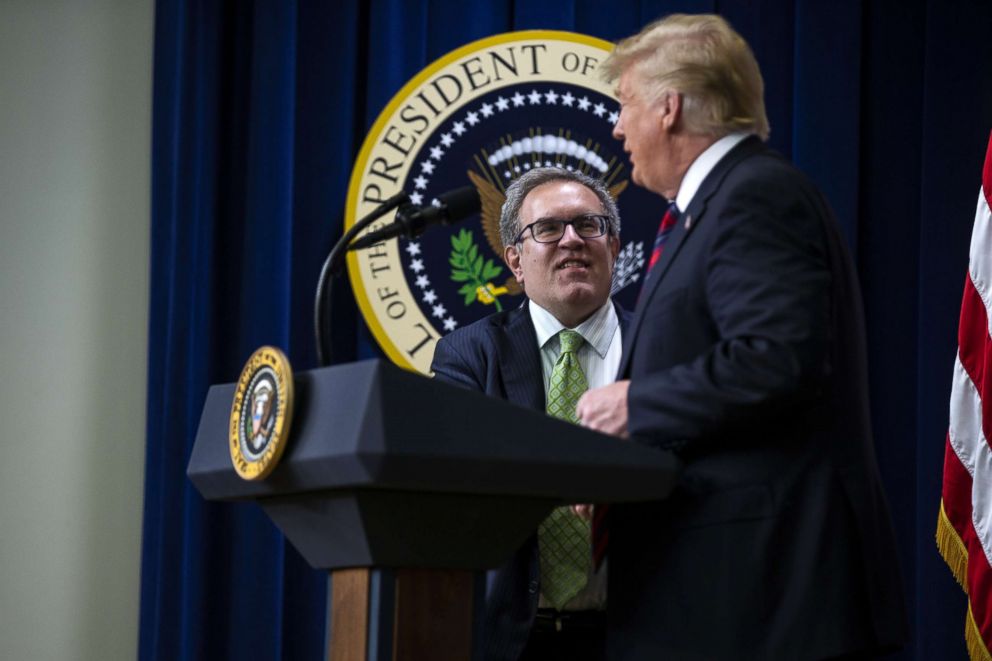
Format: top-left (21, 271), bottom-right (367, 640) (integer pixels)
top-left (449, 229), bottom-right (504, 312)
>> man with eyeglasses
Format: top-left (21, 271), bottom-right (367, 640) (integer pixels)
top-left (431, 167), bottom-right (623, 661)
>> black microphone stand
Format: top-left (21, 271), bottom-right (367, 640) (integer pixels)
top-left (314, 191), bottom-right (409, 367)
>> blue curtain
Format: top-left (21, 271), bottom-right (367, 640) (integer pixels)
top-left (140, 0), bottom-right (992, 658)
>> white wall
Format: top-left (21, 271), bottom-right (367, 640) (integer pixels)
top-left (0, 1), bottom-right (152, 658)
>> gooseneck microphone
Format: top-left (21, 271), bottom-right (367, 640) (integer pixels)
top-left (314, 185), bottom-right (481, 366)
top-left (348, 186), bottom-right (481, 251)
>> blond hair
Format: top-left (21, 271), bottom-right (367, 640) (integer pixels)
top-left (601, 14), bottom-right (770, 140)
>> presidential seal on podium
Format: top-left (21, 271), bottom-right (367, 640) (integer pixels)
top-left (229, 345), bottom-right (294, 480)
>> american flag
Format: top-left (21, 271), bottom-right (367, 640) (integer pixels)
top-left (938, 131), bottom-right (992, 661)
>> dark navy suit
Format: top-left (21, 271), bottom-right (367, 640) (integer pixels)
top-left (607, 136), bottom-right (909, 659)
top-left (431, 302), bottom-right (627, 661)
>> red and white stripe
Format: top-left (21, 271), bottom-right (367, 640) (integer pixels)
top-left (941, 131), bottom-right (992, 661)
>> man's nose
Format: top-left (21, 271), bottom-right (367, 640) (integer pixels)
top-left (612, 117), bottom-right (624, 140)
top-left (559, 223), bottom-right (585, 246)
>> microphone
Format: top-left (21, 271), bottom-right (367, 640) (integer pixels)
top-left (349, 186), bottom-right (481, 251)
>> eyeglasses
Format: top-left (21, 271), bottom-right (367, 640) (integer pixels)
top-left (514, 214), bottom-right (611, 244)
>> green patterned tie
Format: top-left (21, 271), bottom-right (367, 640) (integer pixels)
top-left (538, 329), bottom-right (592, 610)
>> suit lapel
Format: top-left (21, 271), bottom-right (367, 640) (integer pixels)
top-left (619, 136), bottom-right (767, 376)
top-left (615, 300), bottom-right (632, 336)
top-left (496, 304), bottom-right (545, 411)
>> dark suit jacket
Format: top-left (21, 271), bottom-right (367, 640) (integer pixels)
top-left (608, 136), bottom-right (909, 659)
top-left (431, 301), bottom-right (627, 661)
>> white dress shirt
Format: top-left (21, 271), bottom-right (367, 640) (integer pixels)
top-left (675, 131), bottom-right (750, 212)
top-left (529, 299), bottom-right (621, 392)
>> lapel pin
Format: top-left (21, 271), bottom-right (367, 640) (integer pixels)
top-left (684, 214), bottom-right (693, 230)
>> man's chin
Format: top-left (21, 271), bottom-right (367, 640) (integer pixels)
top-left (551, 286), bottom-right (607, 313)
top-left (552, 276), bottom-right (594, 296)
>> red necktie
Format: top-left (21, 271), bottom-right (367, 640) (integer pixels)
top-left (646, 201), bottom-right (680, 274)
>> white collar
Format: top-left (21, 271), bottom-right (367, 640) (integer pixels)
top-left (529, 299), bottom-right (618, 359)
top-left (675, 132), bottom-right (751, 212)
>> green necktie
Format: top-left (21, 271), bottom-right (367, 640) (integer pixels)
top-left (538, 329), bottom-right (592, 610)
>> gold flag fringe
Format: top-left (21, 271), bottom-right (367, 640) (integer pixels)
top-left (937, 500), bottom-right (992, 661)
top-left (967, 604), bottom-right (992, 661)
top-left (937, 500), bottom-right (970, 589)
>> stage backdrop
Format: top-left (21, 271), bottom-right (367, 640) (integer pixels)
top-left (140, 1), bottom-right (992, 658)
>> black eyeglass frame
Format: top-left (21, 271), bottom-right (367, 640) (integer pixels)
top-left (513, 214), bottom-right (612, 245)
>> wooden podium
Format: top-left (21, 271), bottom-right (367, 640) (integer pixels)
top-left (187, 359), bottom-right (679, 660)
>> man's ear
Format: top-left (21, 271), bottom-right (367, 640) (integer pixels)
top-left (504, 244), bottom-right (524, 286)
top-left (659, 90), bottom-right (682, 132)
top-left (609, 234), bottom-right (621, 262)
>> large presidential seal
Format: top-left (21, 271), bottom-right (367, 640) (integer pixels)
top-left (345, 31), bottom-right (662, 374)
top-left (229, 346), bottom-right (294, 481)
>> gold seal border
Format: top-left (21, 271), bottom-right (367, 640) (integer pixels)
top-left (344, 30), bottom-right (616, 372)
top-left (229, 345), bottom-right (295, 481)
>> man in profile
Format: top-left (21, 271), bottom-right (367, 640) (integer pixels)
top-left (576, 14), bottom-right (909, 659)
top-left (432, 167), bottom-right (623, 661)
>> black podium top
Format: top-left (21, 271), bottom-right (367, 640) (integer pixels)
top-left (187, 359), bottom-right (679, 570)
top-left (189, 359), bottom-right (678, 502)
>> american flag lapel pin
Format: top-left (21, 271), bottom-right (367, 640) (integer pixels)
top-left (684, 214), bottom-right (693, 230)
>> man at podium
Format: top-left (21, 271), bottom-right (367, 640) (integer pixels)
top-left (432, 166), bottom-right (625, 661)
